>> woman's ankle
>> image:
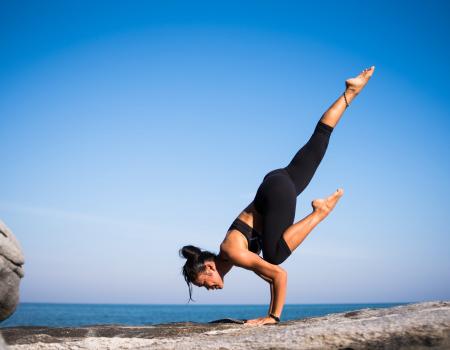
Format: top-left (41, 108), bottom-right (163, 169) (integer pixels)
top-left (343, 89), bottom-right (358, 105)
top-left (344, 88), bottom-right (358, 98)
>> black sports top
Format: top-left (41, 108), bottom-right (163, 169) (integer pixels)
top-left (228, 218), bottom-right (262, 254)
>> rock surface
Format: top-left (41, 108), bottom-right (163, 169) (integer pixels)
top-left (1, 300), bottom-right (449, 349)
top-left (0, 334), bottom-right (8, 350)
top-left (0, 220), bottom-right (25, 322)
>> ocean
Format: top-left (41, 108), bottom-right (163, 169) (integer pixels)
top-left (0, 302), bottom-right (410, 328)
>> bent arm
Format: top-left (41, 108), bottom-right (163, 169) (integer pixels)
top-left (227, 249), bottom-right (287, 318)
top-left (254, 271), bottom-right (274, 315)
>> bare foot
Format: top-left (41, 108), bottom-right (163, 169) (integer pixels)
top-left (311, 188), bottom-right (344, 219)
top-left (345, 66), bottom-right (375, 96)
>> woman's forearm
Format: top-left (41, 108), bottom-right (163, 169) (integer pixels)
top-left (270, 268), bottom-right (287, 317)
top-left (268, 282), bottom-right (274, 315)
top-left (254, 271), bottom-right (275, 315)
top-left (256, 269), bottom-right (286, 318)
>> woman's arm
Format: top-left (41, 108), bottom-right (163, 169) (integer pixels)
top-left (254, 271), bottom-right (274, 316)
top-left (224, 248), bottom-right (287, 325)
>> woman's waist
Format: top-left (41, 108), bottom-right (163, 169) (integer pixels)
top-left (228, 217), bottom-right (262, 238)
top-left (227, 218), bottom-right (262, 254)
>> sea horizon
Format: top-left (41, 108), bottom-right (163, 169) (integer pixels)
top-left (1, 301), bottom-right (415, 328)
top-left (11, 300), bottom-right (418, 305)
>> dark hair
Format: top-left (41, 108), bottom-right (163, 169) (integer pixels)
top-left (179, 245), bottom-right (217, 302)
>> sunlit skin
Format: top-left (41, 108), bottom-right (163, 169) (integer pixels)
top-left (191, 67), bottom-right (375, 326)
top-left (192, 261), bottom-right (224, 290)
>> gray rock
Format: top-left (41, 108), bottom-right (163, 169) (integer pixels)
top-left (0, 220), bottom-right (25, 322)
top-left (2, 301), bottom-right (449, 349)
top-left (0, 333), bottom-right (9, 350)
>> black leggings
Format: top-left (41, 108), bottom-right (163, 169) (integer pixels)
top-left (253, 121), bottom-right (334, 265)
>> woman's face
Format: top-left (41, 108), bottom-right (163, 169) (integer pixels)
top-left (193, 261), bottom-right (224, 290)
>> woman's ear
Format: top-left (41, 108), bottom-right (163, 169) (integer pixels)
top-left (204, 260), bottom-right (216, 272)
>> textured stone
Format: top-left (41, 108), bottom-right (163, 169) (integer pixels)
top-left (0, 334), bottom-right (9, 350)
top-left (0, 220), bottom-right (25, 322)
top-left (2, 300), bottom-right (449, 349)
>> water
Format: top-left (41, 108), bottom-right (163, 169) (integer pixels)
top-left (1, 302), bottom-right (410, 328)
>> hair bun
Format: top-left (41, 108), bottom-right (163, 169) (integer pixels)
top-left (179, 245), bottom-right (202, 260)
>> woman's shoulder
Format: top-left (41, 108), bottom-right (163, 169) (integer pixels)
top-left (220, 230), bottom-right (247, 257)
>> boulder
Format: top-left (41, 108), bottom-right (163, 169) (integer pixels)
top-left (0, 220), bottom-right (25, 322)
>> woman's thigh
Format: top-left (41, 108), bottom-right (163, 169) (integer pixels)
top-left (253, 169), bottom-right (297, 264)
top-left (254, 168), bottom-right (296, 216)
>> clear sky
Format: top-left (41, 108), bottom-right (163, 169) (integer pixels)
top-left (1, 0), bottom-right (449, 304)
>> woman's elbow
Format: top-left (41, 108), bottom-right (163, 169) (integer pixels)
top-left (275, 266), bottom-right (287, 281)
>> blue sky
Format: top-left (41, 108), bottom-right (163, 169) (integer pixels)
top-left (0, 0), bottom-right (449, 304)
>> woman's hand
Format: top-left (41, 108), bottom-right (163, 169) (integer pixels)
top-left (244, 316), bottom-right (278, 326)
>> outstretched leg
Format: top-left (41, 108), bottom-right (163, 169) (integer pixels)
top-left (284, 66), bottom-right (376, 195)
top-left (282, 66), bottom-right (375, 253)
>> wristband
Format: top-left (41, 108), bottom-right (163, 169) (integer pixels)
top-left (269, 313), bottom-right (280, 323)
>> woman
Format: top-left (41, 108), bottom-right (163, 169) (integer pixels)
top-left (179, 66), bottom-right (375, 325)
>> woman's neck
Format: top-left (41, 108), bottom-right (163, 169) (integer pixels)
top-left (215, 255), bottom-right (233, 278)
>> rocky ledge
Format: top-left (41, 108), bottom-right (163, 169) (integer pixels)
top-left (1, 301), bottom-right (449, 350)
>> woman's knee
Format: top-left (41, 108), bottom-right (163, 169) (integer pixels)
top-left (263, 242), bottom-right (291, 265)
top-left (263, 252), bottom-right (288, 265)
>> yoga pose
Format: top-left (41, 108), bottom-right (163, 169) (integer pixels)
top-left (179, 66), bottom-right (375, 325)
